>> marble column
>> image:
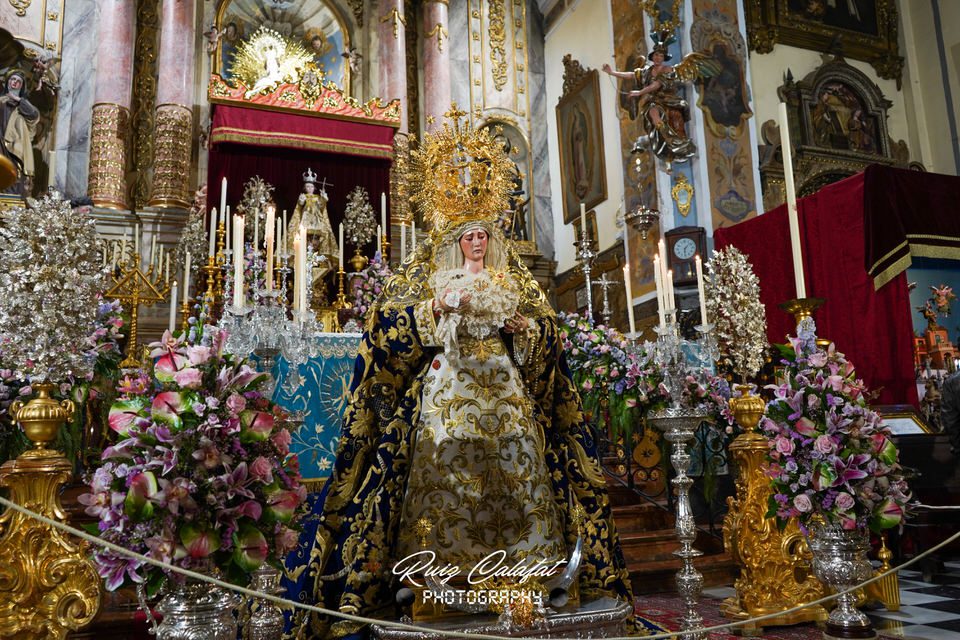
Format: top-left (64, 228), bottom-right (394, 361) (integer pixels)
top-left (149, 0), bottom-right (196, 209)
top-left (378, 0), bottom-right (408, 133)
top-left (87, 0), bottom-right (136, 210)
top-left (422, 0), bottom-right (451, 132)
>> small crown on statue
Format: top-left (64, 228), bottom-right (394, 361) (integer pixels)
top-left (302, 168), bottom-right (317, 184)
top-left (411, 102), bottom-right (514, 235)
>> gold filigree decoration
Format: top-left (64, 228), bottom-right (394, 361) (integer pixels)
top-left (720, 386), bottom-right (827, 630)
top-left (410, 104), bottom-right (514, 232)
top-left (0, 384), bottom-right (102, 639)
top-left (561, 54), bottom-right (589, 97)
top-left (87, 104), bottom-right (130, 210)
top-left (487, 0), bottom-right (508, 91)
top-left (390, 132), bottom-right (411, 223)
top-left (9, 0), bottom-right (30, 17)
top-left (131, 0), bottom-right (159, 209)
top-left (671, 174), bottom-right (694, 217)
top-left (426, 23), bottom-right (449, 52)
top-left (230, 27), bottom-right (313, 97)
top-left (148, 104), bottom-right (192, 208)
top-left (640, 0), bottom-right (684, 34)
top-left (348, 0), bottom-right (364, 27)
top-left (380, 7), bottom-right (406, 39)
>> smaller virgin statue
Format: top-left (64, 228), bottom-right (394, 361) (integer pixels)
top-left (288, 168), bottom-right (339, 282)
top-left (603, 31), bottom-right (719, 167)
top-left (1, 71), bottom-right (39, 196)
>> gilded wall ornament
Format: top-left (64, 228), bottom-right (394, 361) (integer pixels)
top-left (131, 0), bottom-right (159, 209)
top-left (487, 0), bottom-right (508, 91)
top-left (671, 174), bottom-right (693, 217)
top-left (380, 7), bottom-right (406, 39)
top-left (9, 0), bottom-right (30, 17)
top-left (426, 23), bottom-right (449, 52)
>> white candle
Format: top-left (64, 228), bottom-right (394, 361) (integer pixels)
top-left (411, 219), bottom-right (417, 251)
top-left (168, 280), bottom-right (178, 334)
top-left (134, 223), bottom-right (141, 264)
top-left (400, 222), bottom-right (407, 261)
top-left (696, 255), bottom-right (709, 326)
top-left (182, 251), bottom-right (191, 305)
top-left (298, 224), bottom-right (307, 313)
top-left (653, 255), bottom-right (666, 329)
top-left (779, 102), bottom-right (806, 298)
top-left (208, 208), bottom-right (218, 257)
top-left (47, 150), bottom-right (56, 189)
top-left (666, 269), bottom-right (675, 314)
top-left (292, 233), bottom-right (301, 312)
top-left (623, 264), bottom-right (636, 335)
top-left (338, 222), bottom-right (344, 269)
top-left (377, 224), bottom-right (383, 254)
top-left (120, 230), bottom-right (129, 264)
top-left (276, 219), bottom-right (282, 261)
top-left (265, 206), bottom-right (275, 291)
top-left (225, 205), bottom-right (231, 253)
top-left (220, 177), bottom-right (227, 219)
top-left (164, 252), bottom-right (170, 284)
top-left (621, 226), bottom-right (630, 268)
top-left (282, 209), bottom-right (288, 251)
top-left (253, 210), bottom-right (259, 252)
top-left (111, 242), bottom-right (118, 270)
top-left (579, 203), bottom-right (588, 243)
top-left (381, 192), bottom-right (387, 232)
top-left (234, 215), bottom-right (245, 309)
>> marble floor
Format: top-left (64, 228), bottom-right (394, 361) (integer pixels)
top-left (697, 560), bottom-right (960, 640)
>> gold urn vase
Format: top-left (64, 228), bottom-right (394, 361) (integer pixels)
top-left (349, 247), bottom-right (369, 273)
top-left (9, 381), bottom-right (75, 458)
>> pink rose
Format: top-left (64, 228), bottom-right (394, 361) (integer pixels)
top-left (793, 494), bottom-right (813, 513)
top-left (814, 435), bottom-right (836, 455)
top-left (186, 345), bottom-right (212, 366)
top-left (275, 526), bottom-right (299, 556)
top-left (835, 492), bottom-right (855, 511)
top-left (775, 436), bottom-right (795, 455)
top-left (795, 417), bottom-right (817, 436)
top-left (250, 456), bottom-right (274, 484)
top-left (271, 428), bottom-right (292, 455)
top-left (173, 368), bottom-right (203, 389)
top-left (226, 393), bottom-right (246, 415)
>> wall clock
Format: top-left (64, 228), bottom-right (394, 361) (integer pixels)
top-left (665, 226), bottom-right (707, 287)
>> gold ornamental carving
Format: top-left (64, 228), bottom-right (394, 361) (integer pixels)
top-left (87, 103), bottom-right (130, 210)
top-left (0, 383), bottom-right (102, 639)
top-left (131, 0), bottom-right (160, 208)
top-left (347, 0), bottom-right (364, 26)
top-left (487, 0), bottom-right (508, 91)
top-left (9, 0), bottom-right (30, 17)
top-left (671, 174), bottom-right (694, 218)
top-left (390, 131), bottom-right (411, 224)
top-left (380, 7), bottom-right (406, 39)
top-left (426, 23), bottom-right (449, 53)
top-left (720, 385), bottom-right (827, 631)
top-left (149, 104), bottom-right (193, 209)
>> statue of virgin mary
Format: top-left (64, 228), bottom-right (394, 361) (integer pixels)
top-left (282, 111), bottom-right (659, 638)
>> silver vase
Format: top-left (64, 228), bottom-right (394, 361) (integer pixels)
top-left (156, 580), bottom-right (241, 640)
top-left (245, 566), bottom-right (285, 640)
top-left (807, 523), bottom-right (877, 639)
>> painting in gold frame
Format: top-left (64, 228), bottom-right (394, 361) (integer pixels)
top-left (874, 405), bottom-right (936, 435)
top-left (556, 69), bottom-right (607, 224)
top-left (745, 0), bottom-right (902, 86)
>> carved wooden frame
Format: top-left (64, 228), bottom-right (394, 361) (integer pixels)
top-left (744, 0), bottom-right (903, 87)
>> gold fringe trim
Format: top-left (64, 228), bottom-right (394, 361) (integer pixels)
top-left (210, 128), bottom-right (394, 159)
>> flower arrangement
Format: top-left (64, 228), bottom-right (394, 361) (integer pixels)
top-left (81, 326), bottom-right (305, 594)
top-left (351, 251), bottom-right (392, 324)
top-left (762, 318), bottom-right (911, 533)
top-left (175, 186), bottom-right (208, 290)
top-left (704, 246), bottom-right (768, 381)
top-left (343, 186), bottom-right (377, 248)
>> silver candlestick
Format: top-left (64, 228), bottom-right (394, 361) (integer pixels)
top-left (575, 238), bottom-right (597, 323)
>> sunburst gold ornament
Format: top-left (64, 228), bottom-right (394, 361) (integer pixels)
top-left (230, 27), bottom-right (313, 96)
top-left (411, 103), bottom-right (515, 234)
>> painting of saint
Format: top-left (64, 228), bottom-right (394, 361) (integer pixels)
top-left (787, 0), bottom-right (880, 37)
top-left (698, 43), bottom-right (751, 130)
top-left (556, 68), bottom-right (607, 223)
top-left (811, 81), bottom-right (879, 154)
top-left (220, 21), bottom-right (242, 80)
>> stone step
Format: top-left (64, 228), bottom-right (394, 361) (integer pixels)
top-left (618, 528), bottom-right (680, 562)
top-left (610, 501), bottom-right (674, 533)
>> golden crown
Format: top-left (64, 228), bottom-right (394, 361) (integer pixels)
top-left (411, 104), bottom-right (515, 232)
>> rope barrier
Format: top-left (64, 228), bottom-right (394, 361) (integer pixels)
top-left (2, 494), bottom-right (959, 640)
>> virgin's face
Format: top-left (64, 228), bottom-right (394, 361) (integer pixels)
top-left (459, 229), bottom-right (488, 262)
top-left (7, 75), bottom-right (22, 93)
top-left (304, 182), bottom-right (315, 194)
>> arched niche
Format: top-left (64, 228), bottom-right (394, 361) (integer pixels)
top-left (214, 0), bottom-right (352, 92)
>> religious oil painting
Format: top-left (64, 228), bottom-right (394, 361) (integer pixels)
top-left (556, 69), bottom-right (607, 224)
top-left (215, 0), bottom-right (351, 90)
top-left (810, 81), bottom-right (880, 154)
top-left (697, 42), bottom-right (751, 132)
top-left (786, 0), bottom-right (879, 36)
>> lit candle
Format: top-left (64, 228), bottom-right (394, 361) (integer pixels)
top-left (338, 222), bottom-right (344, 270)
top-left (411, 219), bottom-right (417, 252)
top-left (779, 101), bottom-right (806, 298)
top-left (182, 251), bottom-right (191, 305)
top-left (168, 280), bottom-right (178, 334)
top-left (579, 203), bottom-right (588, 243)
top-left (653, 255), bottom-right (666, 329)
top-left (696, 254), bottom-right (709, 326)
top-left (265, 205), bottom-right (275, 291)
top-left (623, 264), bottom-right (636, 335)
top-left (400, 221), bottom-right (407, 261)
top-left (220, 176), bottom-right (227, 218)
top-left (208, 207), bottom-right (217, 257)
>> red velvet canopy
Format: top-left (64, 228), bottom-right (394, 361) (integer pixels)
top-left (714, 169), bottom-right (918, 406)
top-left (207, 104), bottom-right (394, 258)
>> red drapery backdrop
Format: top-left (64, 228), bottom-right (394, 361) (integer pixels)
top-left (714, 171), bottom-right (918, 406)
top-left (207, 105), bottom-right (392, 257)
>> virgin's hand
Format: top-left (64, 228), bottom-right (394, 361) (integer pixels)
top-left (298, 194), bottom-right (306, 204)
top-left (503, 314), bottom-right (529, 334)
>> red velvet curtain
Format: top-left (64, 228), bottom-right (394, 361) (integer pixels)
top-left (207, 144), bottom-right (391, 257)
top-left (714, 172), bottom-right (918, 406)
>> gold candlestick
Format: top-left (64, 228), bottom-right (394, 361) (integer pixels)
top-left (780, 297), bottom-right (830, 347)
top-left (202, 256), bottom-right (219, 310)
top-left (333, 268), bottom-right (352, 311)
top-left (180, 299), bottom-right (192, 334)
top-left (215, 223), bottom-right (226, 302)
